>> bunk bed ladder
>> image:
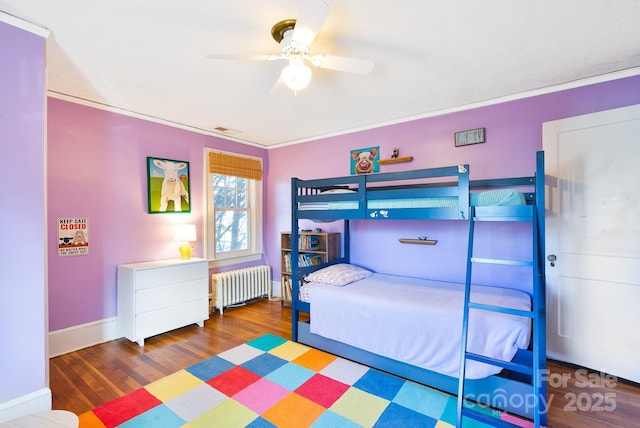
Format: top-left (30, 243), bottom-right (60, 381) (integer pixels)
top-left (456, 205), bottom-right (546, 427)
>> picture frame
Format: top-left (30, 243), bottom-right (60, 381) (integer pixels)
top-left (350, 146), bottom-right (380, 174)
top-left (147, 157), bottom-right (191, 214)
top-left (454, 128), bottom-right (485, 147)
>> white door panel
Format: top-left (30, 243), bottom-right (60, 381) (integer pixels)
top-left (556, 278), bottom-right (640, 350)
top-left (557, 253), bottom-right (640, 284)
top-left (543, 104), bottom-right (640, 383)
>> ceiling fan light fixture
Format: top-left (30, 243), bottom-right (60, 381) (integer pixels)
top-left (281, 60), bottom-right (312, 92)
top-left (206, 1), bottom-right (372, 94)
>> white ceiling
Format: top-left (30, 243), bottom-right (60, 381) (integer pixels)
top-left (2, 0), bottom-right (640, 148)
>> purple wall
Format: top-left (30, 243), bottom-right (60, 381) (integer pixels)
top-left (47, 99), bottom-right (267, 330)
top-left (266, 75), bottom-right (640, 289)
top-left (0, 21), bottom-right (47, 403)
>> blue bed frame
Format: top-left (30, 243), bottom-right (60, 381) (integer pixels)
top-left (289, 151), bottom-right (546, 427)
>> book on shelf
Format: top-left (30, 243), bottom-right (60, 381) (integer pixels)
top-left (285, 233), bottom-right (321, 250)
top-left (299, 235), bottom-right (320, 250)
top-left (303, 254), bottom-right (323, 266)
top-left (298, 253), bottom-right (323, 267)
top-left (284, 252), bottom-right (324, 270)
top-left (281, 276), bottom-right (292, 301)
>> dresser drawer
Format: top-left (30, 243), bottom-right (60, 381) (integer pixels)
top-left (135, 299), bottom-right (208, 340)
top-left (135, 262), bottom-right (206, 290)
top-left (135, 279), bottom-right (206, 313)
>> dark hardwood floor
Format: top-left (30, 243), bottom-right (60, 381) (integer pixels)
top-left (49, 299), bottom-right (639, 427)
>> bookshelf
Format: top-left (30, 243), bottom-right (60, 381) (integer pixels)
top-left (280, 231), bottom-right (340, 307)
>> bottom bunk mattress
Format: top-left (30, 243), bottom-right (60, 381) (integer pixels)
top-left (301, 273), bottom-right (531, 379)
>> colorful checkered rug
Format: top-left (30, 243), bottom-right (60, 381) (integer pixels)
top-left (79, 334), bottom-right (533, 427)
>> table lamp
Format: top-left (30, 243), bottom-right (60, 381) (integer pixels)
top-left (173, 224), bottom-right (196, 260)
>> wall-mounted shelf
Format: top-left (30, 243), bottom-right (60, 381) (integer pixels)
top-left (399, 238), bottom-right (437, 245)
top-left (378, 156), bottom-right (413, 165)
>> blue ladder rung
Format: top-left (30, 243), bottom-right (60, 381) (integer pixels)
top-left (461, 407), bottom-right (523, 427)
top-left (468, 302), bottom-right (534, 318)
top-left (464, 352), bottom-right (533, 375)
top-left (470, 257), bottom-right (533, 266)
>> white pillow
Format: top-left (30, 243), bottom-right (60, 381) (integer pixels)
top-left (305, 263), bottom-right (372, 286)
top-left (320, 188), bottom-right (355, 194)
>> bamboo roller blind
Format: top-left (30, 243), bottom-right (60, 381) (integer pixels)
top-left (209, 152), bottom-right (262, 181)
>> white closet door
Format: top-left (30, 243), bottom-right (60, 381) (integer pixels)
top-left (543, 104), bottom-right (640, 383)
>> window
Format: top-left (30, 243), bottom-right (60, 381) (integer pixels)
top-left (206, 150), bottom-right (263, 266)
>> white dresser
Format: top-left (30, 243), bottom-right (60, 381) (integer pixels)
top-left (117, 258), bottom-right (209, 346)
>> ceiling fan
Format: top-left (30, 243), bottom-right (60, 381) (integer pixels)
top-left (207, 0), bottom-right (374, 94)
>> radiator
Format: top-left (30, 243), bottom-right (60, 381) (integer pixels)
top-left (211, 265), bottom-right (271, 314)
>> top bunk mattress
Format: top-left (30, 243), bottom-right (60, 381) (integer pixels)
top-left (304, 272), bottom-right (531, 379)
top-left (299, 189), bottom-right (526, 211)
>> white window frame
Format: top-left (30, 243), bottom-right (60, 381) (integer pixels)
top-left (205, 149), bottom-right (263, 267)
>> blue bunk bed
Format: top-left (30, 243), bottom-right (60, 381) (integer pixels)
top-left (289, 151), bottom-right (546, 427)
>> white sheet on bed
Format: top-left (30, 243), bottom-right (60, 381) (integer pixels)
top-left (308, 273), bottom-right (531, 379)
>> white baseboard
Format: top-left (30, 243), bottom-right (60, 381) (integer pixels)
top-left (49, 317), bottom-right (119, 357)
top-left (50, 282), bottom-right (282, 357)
top-left (271, 280), bottom-right (282, 298)
top-left (0, 388), bottom-right (52, 423)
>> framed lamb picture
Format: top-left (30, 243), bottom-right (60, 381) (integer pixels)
top-left (147, 157), bottom-right (191, 213)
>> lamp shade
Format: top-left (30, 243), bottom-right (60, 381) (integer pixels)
top-left (173, 224), bottom-right (196, 242)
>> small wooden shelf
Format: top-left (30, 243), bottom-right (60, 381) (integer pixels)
top-left (399, 238), bottom-right (437, 245)
top-left (378, 156), bottom-right (413, 165)
top-left (281, 232), bottom-right (340, 308)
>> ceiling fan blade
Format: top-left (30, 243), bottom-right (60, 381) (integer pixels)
top-left (205, 54), bottom-right (284, 61)
top-left (270, 74), bottom-right (287, 95)
top-left (291, 0), bottom-right (329, 48)
top-left (310, 54), bottom-right (374, 74)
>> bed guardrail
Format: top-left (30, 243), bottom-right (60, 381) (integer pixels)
top-left (293, 164), bottom-right (470, 221)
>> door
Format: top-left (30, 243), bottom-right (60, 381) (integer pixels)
top-left (543, 104), bottom-right (640, 383)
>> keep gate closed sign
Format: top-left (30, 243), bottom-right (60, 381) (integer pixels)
top-left (58, 217), bottom-right (89, 256)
